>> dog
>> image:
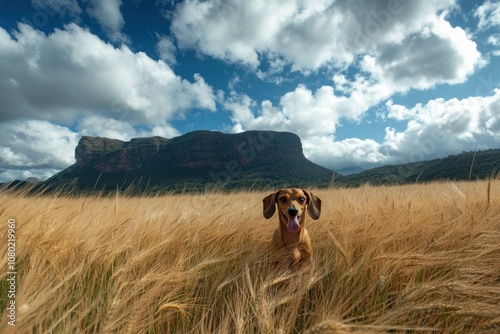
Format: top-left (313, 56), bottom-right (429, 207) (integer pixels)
top-left (263, 188), bottom-right (321, 268)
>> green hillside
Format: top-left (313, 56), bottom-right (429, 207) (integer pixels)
top-left (338, 149), bottom-right (500, 187)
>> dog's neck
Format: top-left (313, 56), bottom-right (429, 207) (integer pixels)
top-left (279, 217), bottom-right (306, 247)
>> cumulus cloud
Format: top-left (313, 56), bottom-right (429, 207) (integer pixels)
top-left (76, 115), bottom-right (181, 140)
top-left (475, 1), bottom-right (500, 56)
top-left (303, 136), bottom-right (388, 171)
top-left (487, 34), bottom-right (500, 48)
top-left (382, 90), bottom-right (500, 162)
top-left (308, 90), bottom-right (500, 170)
top-left (226, 66), bottom-right (410, 139)
top-left (156, 35), bottom-right (177, 66)
top-left (171, 0), bottom-right (458, 73)
top-left (365, 16), bottom-right (483, 90)
top-left (0, 23), bottom-right (216, 124)
top-left (226, 85), bottom-right (351, 139)
top-left (87, 0), bottom-right (128, 43)
top-left (224, 81), bottom-right (383, 169)
top-left (475, 0), bottom-right (500, 30)
top-left (0, 120), bottom-right (79, 180)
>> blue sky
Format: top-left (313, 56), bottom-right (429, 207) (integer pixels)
top-left (0, 0), bottom-right (499, 181)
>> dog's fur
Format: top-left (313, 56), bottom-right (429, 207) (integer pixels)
top-left (263, 188), bottom-right (321, 268)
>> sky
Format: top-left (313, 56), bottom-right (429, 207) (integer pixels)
top-left (0, 0), bottom-right (499, 181)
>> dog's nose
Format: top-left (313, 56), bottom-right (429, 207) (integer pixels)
top-left (288, 207), bottom-right (299, 216)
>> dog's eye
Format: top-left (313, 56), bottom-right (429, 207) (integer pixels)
top-left (298, 197), bottom-right (306, 203)
top-left (279, 197), bottom-right (287, 203)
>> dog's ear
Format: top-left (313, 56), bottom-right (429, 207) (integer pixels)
top-left (303, 190), bottom-right (321, 220)
top-left (262, 190), bottom-right (280, 219)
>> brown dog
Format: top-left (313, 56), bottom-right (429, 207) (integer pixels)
top-left (263, 188), bottom-right (321, 268)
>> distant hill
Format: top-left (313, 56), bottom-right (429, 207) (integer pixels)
top-left (336, 166), bottom-right (365, 175)
top-left (42, 130), bottom-right (337, 193)
top-left (339, 149), bottom-right (500, 187)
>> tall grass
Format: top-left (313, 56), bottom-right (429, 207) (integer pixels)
top-left (1, 180), bottom-right (499, 333)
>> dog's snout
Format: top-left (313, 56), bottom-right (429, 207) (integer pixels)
top-left (288, 207), bottom-right (299, 216)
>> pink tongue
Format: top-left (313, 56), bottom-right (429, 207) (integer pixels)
top-left (287, 216), bottom-right (300, 234)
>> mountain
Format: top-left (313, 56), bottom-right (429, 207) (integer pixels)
top-left (335, 166), bottom-right (365, 175)
top-left (340, 149), bottom-right (500, 187)
top-left (24, 177), bottom-right (41, 183)
top-left (0, 177), bottom-right (42, 192)
top-left (44, 130), bottom-right (336, 193)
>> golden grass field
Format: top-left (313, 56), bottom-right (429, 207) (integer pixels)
top-left (1, 180), bottom-right (499, 333)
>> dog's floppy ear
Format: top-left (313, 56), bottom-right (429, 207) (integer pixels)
top-left (303, 190), bottom-right (321, 220)
top-left (262, 190), bottom-right (280, 219)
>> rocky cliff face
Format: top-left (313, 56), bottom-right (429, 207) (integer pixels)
top-left (73, 131), bottom-right (304, 171)
top-left (152, 130), bottom-right (304, 169)
top-left (75, 136), bottom-right (169, 172)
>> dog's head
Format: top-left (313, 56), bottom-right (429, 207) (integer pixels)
top-left (262, 188), bottom-right (321, 234)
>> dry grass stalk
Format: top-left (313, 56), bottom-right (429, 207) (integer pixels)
top-left (0, 180), bottom-right (499, 333)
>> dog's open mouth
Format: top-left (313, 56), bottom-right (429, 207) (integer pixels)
top-left (282, 212), bottom-right (301, 234)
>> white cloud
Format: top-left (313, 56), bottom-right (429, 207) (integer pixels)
top-left (226, 85), bottom-right (348, 138)
top-left (487, 34), bottom-right (500, 47)
top-left (87, 0), bottom-right (128, 43)
top-left (0, 120), bottom-right (79, 173)
top-left (309, 90), bottom-right (500, 170)
top-left (172, 0), bottom-right (295, 68)
top-left (486, 33), bottom-right (500, 57)
top-left (156, 36), bottom-right (177, 65)
top-left (0, 168), bottom-right (58, 183)
top-left (381, 90), bottom-right (500, 163)
top-left (363, 15), bottom-right (483, 91)
top-left (475, 0), bottom-right (500, 30)
top-left (0, 23), bottom-right (216, 125)
top-left (171, 0), bottom-right (458, 73)
top-left (303, 136), bottom-right (388, 170)
top-left (226, 64), bottom-right (407, 137)
top-left (76, 115), bottom-right (181, 140)
top-left (77, 115), bottom-right (142, 141)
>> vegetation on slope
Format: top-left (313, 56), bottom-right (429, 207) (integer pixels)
top-left (340, 148), bottom-right (500, 187)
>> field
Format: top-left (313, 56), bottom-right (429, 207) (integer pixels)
top-left (1, 180), bottom-right (499, 333)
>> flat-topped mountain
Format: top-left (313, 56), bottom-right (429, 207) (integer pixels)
top-left (6, 131), bottom-right (497, 194)
top-left (45, 130), bottom-right (336, 193)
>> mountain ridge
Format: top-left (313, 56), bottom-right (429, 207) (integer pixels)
top-left (43, 130), bottom-right (336, 193)
top-left (340, 148), bottom-right (500, 187)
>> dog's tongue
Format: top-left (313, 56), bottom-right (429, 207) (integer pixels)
top-left (287, 216), bottom-right (300, 234)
